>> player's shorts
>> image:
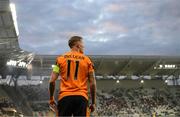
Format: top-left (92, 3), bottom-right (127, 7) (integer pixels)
top-left (57, 95), bottom-right (88, 116)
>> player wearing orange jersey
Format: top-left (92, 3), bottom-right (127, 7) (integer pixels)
top-left (49, 36), bottom-right (96, 116)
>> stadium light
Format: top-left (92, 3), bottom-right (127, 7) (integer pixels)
top-left (7, 60), bottom-right (28, 68)
top-left (159, 65), bottom-right (163, 69)
top-left (40, 80), bottom-right (43, 84)
top-left (10, 3), bottom-right (19, 36)
top-left (6, 60), bottom-right (17, 66)
top-left (164, 64), bottom-right (176, 69)
top-left (52, 65), bottom-right (55, 68)
top-left (154, 64), bottom-right (177, 69)
top-left (18, 61), bottom-right (27, 67)
top-left (140, 80), bottom-right (144, 84)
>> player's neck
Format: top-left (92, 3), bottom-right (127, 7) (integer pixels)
top-left (71, 48), bottom-right (79, 53)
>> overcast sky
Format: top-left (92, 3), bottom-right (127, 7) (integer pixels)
top-left (13, 0), bottom-right (180, 55)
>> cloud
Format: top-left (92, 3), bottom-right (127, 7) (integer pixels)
top-left (100, 21), bottom-right (128, 33)
top-left (13, 0), bottom-right (180, 55)
top-left (104, 3), bottom-right (125, 13)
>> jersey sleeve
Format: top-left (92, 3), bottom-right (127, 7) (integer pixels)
top-left (86, 57), bottom-right (95, 73)
top-left (52, 57), bottom-right (60, 74)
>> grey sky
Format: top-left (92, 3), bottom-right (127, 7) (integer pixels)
top-left (13, 0), bottom-right (180, 55)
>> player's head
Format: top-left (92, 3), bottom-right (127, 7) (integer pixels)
top-left (68, 36), bottom-right (84, 53)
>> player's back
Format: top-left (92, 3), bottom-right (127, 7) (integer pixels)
top-left (56, 51), bottom-right (94, 101)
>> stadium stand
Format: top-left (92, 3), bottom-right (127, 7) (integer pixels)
top-left (2, 78), bottom-right (180, 116)
top-left (0, 85), bottom-right (33, 116)
top-left (0, 86), bottom-right (20, 116)
top-left (96, 87), bottom-right (180, 116)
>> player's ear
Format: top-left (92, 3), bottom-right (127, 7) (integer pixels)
top-left (77, 44), bottom-right (80, 49)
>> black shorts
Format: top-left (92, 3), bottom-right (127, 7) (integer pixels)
top-left (57, 95), bottom-right (88, 116)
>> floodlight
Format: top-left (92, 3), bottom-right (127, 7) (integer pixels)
top-left (52, 65), bottom-right (55, 68)
top-left (140, 80), bottom-right (144, 84)
top-left (10, 3), bottom-right (19, 36)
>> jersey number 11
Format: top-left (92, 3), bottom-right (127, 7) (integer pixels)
top-left (67, 60), bottom-right (79, 80)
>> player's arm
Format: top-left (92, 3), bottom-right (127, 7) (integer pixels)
top-left (49, 64), bottom-right (59, 103)
top-left (88, 71), bottom-right (96, 111)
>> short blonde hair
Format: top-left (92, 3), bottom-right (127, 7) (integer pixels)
top-left (68, 36), bottom-right (83, 48)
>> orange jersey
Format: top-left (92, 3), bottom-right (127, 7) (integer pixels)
top-left (56, 51), bottom-right (94, 101)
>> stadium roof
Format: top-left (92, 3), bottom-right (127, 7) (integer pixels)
top-left (0, 0), bottom-right (19, 52)
top-left (0, 0), bottom-right (22, 60)
top-left (32, 55), bottom-right (180, 79)
top-left (91, 55), bottom-right (180, 77)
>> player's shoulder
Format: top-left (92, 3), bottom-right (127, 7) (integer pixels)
top-left (84, 55), bottom-right (93, 62)
top-left (56, 52), bottom-right (70, 59)
top-left (56, 54), bottom-right (67, 62)
top-left (56, 55), bottom-right (63, 59)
